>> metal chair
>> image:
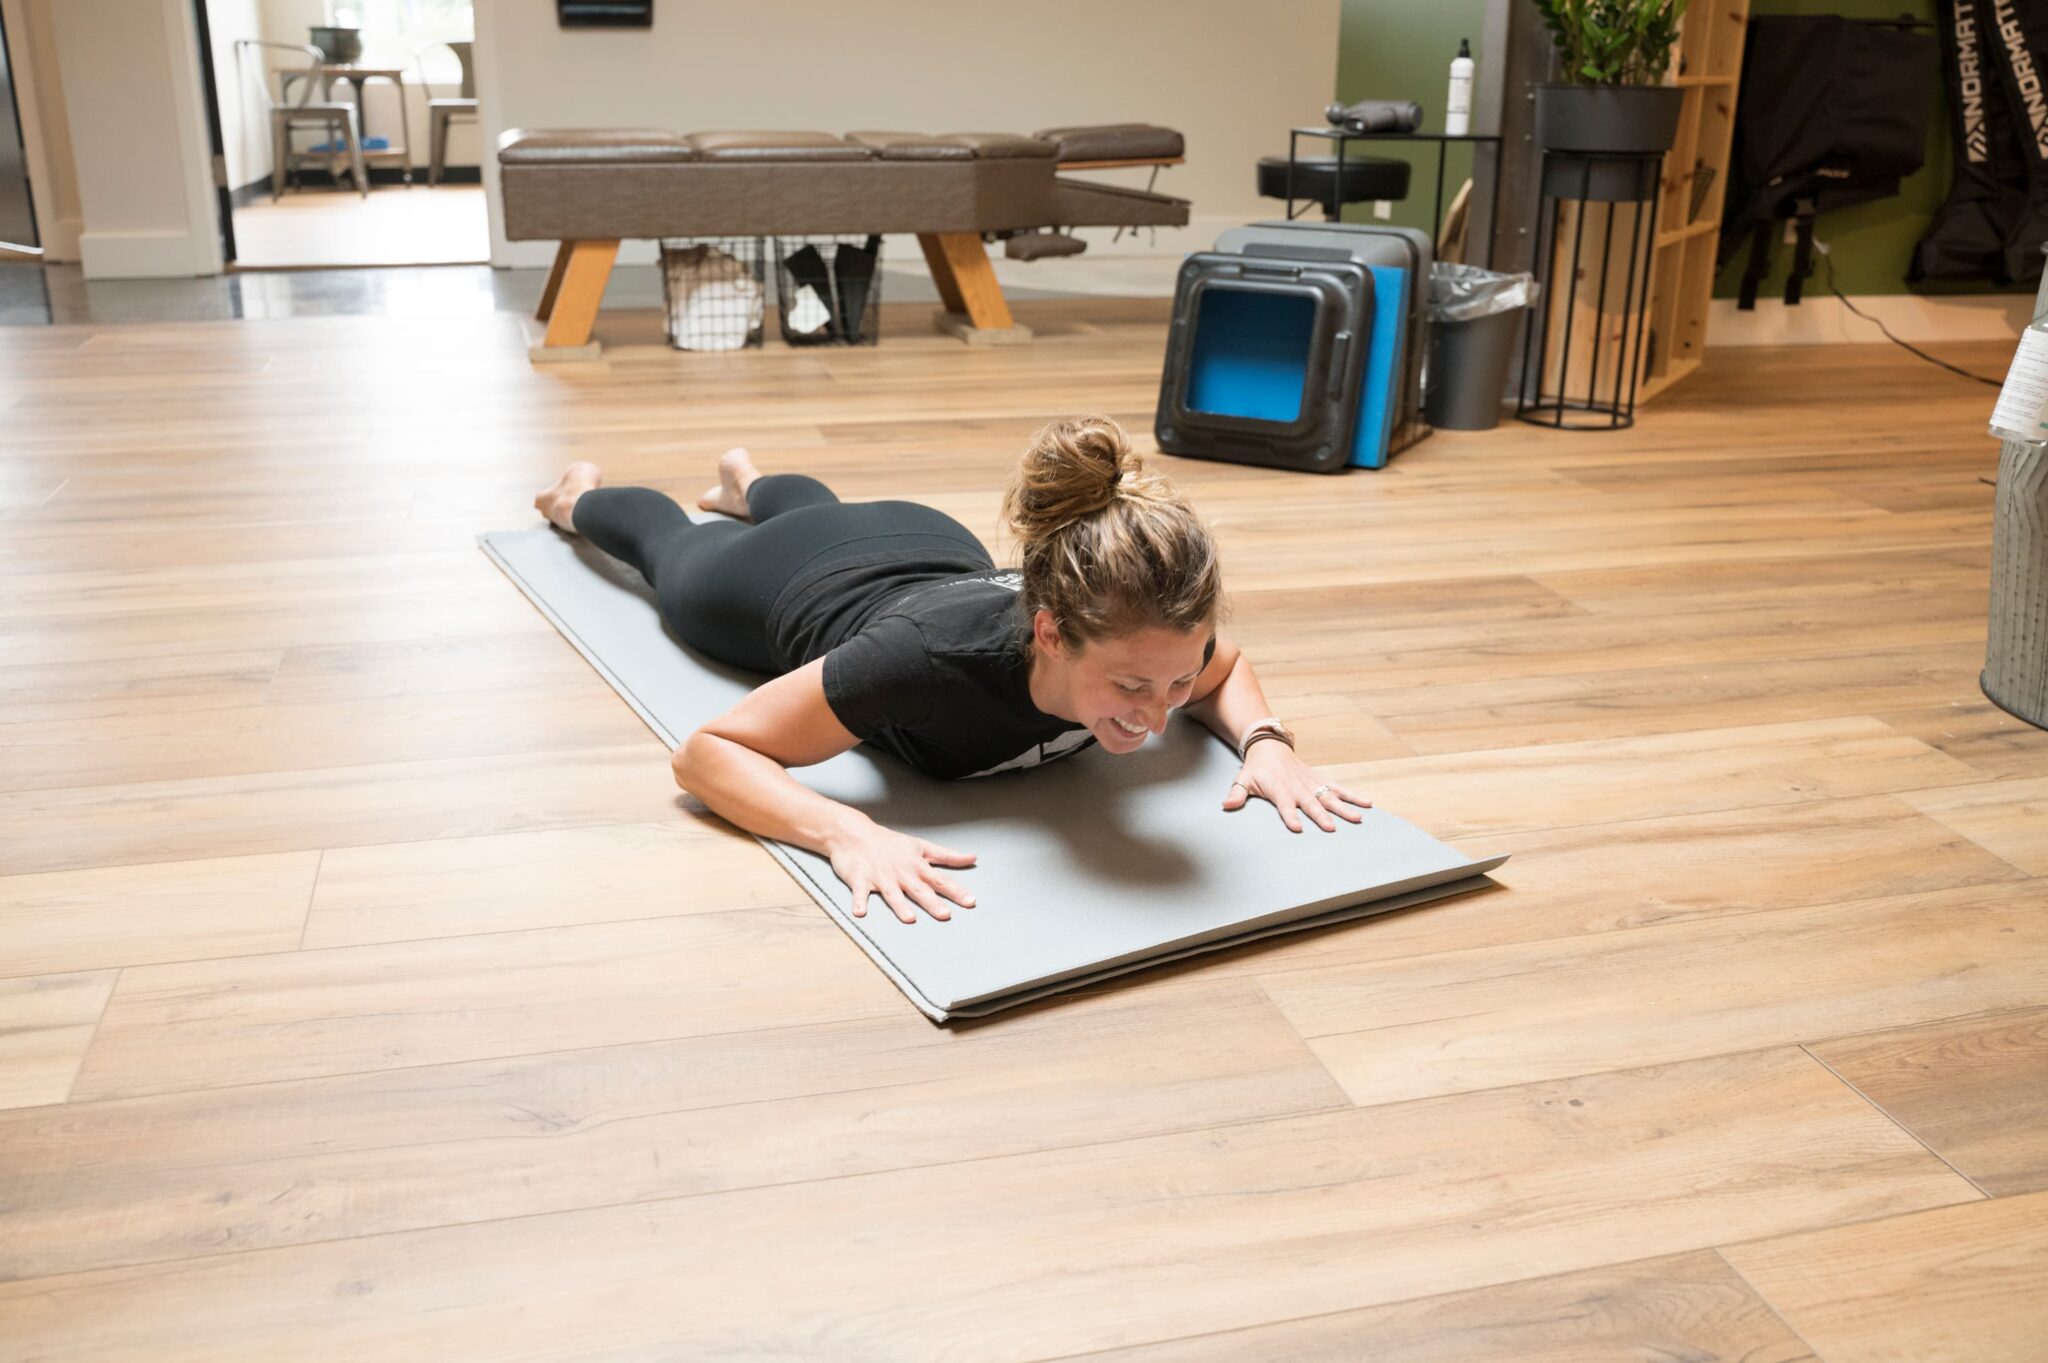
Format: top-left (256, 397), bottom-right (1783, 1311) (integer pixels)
top-left (426, 41), bottom-right (478, 187)
top-left (234, 40), bottom-right (367, 200)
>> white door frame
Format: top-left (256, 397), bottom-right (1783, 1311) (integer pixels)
top-left (0, 0), bottom-right (68, 257)
top-left (159, 0), bottom-right (225, 276)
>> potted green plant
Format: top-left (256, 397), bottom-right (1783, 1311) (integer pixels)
top-left (1530, 0), bottom-right (1689, 155)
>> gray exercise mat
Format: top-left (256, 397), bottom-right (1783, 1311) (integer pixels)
top-left (482, 526), bottom-right (1508, 1021)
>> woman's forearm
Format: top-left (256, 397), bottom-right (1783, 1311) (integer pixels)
top-left (672, 731), bottom-right (874, 855)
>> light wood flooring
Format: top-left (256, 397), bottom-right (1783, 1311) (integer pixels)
top-left (0, 298), bottom-right (2044, 1360)
top-left (230, 182), bottom-right (489, 269)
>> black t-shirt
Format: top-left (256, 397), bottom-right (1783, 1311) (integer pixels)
top-left (769, 556), bottom-right (1094, 780)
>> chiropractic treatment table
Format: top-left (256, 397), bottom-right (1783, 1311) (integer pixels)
top-left (497, 124), bottom-right (1190, 356)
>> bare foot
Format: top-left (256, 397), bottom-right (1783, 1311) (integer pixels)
top-left (535, 461), bottom-right (602, 534)
top-left (698, 447), bottom-right (762, 520)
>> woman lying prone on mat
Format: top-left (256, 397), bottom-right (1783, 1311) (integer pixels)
top-left (534, 416), bottom-right (1370, 924)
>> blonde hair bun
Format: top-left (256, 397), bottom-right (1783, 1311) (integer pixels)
top-left (1002, 416), bottom-right (1148, 543)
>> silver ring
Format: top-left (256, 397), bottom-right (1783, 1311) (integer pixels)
top-left (1312, 784), bottom-right (1333, 798)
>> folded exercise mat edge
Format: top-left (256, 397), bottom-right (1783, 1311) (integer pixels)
top-left (481, 530), bottom-right (955, 1019)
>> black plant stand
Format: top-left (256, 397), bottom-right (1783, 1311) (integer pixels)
top-left (1517, 151), bottom-right (1662, 430)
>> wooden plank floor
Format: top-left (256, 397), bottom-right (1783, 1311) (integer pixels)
top-left (1, 297), bottom-right (2044, 1361)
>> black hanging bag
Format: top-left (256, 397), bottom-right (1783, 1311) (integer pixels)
top-left (1913, 0), bottom-right (2032, 282)
top-left (1720, 16), bottom-right (1938, 307)
top-left (1979, 0), bottom-right (2048, 282)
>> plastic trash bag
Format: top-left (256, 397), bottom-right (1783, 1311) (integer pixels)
top-left (1429, 262), bottom-right (1540, 322)
top-left (675, 278), bottom-right (765, 350)
top-left (664, 244), bottom-right (764, 352)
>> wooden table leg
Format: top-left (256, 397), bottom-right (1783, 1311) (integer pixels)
top-left (537, 239), bottom-right (620, 353)
top-left (916, 233), bottom-right (971, 315)
top-left (536, 242), bottom-right (573, 324)
top-left (918, 232), bottom-right (1032, 344)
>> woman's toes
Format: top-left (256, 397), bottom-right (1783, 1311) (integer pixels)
top-left (697, 483), bottom-right (751, 519)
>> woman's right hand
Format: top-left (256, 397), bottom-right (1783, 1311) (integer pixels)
top-left (824, 818), bottom-right (977, 923)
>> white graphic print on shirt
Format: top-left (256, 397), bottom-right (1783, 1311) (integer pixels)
top-left (966, 725), bottom-right (1097, 779)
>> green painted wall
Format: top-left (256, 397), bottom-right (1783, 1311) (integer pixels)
top-left (1333, 0), bottom-right (1490, 237)
top-left (1336, 0), bottom-right (2025, 296)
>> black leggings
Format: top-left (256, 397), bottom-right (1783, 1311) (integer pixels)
top-left (570, 476), bottom-right (991, 672)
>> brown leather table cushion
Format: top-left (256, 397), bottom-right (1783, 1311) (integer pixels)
top-left (500, 160), bottom-right (1058, 239)
top-left (1034, 123), bottom-right (1185, 162)
top-left (497, 128), bottom-right (696, 165)
top-left (846, 132), bottom-right (1055, 161)
top-left (846, 131), bottom-right (977, 161)
top-left (686, 131), bottom-right (873, 162)
top-left (941, 133), bottom-right (1057, 160)
top-left (498, 130), bottom-right (1060, 166)
top-left (496, 127), bottom-right (1184, 241)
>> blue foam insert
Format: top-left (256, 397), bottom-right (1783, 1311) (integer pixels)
top-left (1185, 289), bottom-right (1313, 423)
top-left (1349, 264), bottom-right (1410, 469)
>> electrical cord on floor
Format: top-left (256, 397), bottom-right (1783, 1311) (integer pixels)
top-left (1814, 240), bottom-right (2004, 388)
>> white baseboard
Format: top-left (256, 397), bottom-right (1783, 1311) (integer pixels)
top-left (77, 229), bottom-right (217, 279)
top-left (44, 216), bottom-right (84, 264)
top-left (1708, 293), bottom-right (2031, 347)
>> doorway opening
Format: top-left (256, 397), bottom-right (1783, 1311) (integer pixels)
top-left (199, 0), bottom-right (484, 269)
top-left (0, 0), bottom-right (41, 257)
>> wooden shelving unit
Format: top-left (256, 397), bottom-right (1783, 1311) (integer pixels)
top-left (1524, 2), bottom-right (1749, 420)
top-left (1638, 0), bottom-right (1750, 402)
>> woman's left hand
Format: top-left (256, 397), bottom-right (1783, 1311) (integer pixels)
top-left (1223, 741), bottom-right (1372, 832)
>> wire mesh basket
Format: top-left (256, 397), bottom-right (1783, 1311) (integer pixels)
top-left (659, 237), bottom-right (766, 351)
top-left (772, 235), bottom-right (884, 346)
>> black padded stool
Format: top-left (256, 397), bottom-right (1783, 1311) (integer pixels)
top-left (1256, 154), bottom-right (1411, 222)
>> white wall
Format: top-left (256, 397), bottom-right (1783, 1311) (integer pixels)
top-left (259, 0), bottom-right (322, 55)
top-left (475, 0), bottom-right (1340, 267)
top-left (50, 0), bottom-right (220, 277)
top-left (1706, 295), bottom-right (2034, 347)
top-left (209, 0), bottom-right (269, 191)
